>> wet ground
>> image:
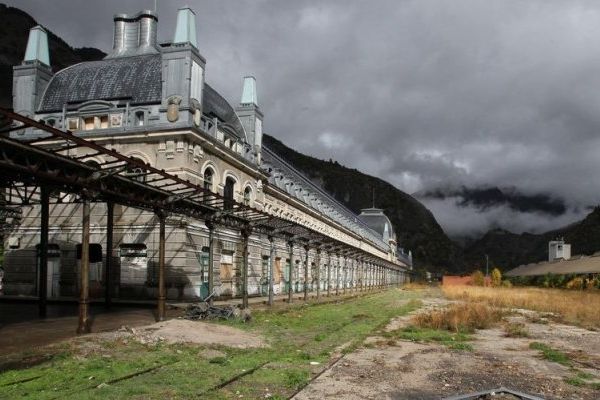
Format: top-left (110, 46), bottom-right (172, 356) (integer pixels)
top-left (0, 302), bottom-right (160, 354)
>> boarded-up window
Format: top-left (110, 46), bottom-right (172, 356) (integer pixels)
top-left (274, 258), bottom-right (282, 282)
top-left (220, 251), bottom-right (234, 281)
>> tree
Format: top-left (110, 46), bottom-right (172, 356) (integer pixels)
top-left (491, 268), bottom-right (502, 287)
top-left (471, 270), bottom-right (485, 286)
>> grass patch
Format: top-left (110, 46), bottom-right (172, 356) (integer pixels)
top-left (388, 325), bottom-right (472, 350)
top-left (504, 322), bottom-right (530, 338)
top-left (443, 285), bottom-right (600, 329)
top-left (529, 342), bottom-right (571, 366)
top-left (0, 288), bottom-right (424, 399)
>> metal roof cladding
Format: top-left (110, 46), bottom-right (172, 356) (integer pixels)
top-left (38, 54), bottom-right (162, 112)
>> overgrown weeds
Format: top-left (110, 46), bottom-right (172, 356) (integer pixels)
top-left (504, 322), bottom-right (530, 338)
top-left (412, 303), bottom-right (503, 333)
top-left (443, 285), bottom-right (600, 329)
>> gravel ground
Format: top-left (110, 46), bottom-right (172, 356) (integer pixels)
top-left (294, 298), bottom-right (600, 400)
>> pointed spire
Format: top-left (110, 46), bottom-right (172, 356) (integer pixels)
top-left (24, 26), bottom-right (50, 66)
top-left (173, 7), bottom-right (197, 47)
top-left (241, 76), bottom-right (258, 106)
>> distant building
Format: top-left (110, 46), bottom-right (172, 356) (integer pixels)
top-left (549, 239), bottom-right (571, 262)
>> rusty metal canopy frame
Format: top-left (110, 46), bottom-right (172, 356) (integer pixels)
top-left (0, 107), bottom-right (405, 271)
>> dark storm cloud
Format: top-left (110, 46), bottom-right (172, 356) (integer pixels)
top-left (8, 0), bottom-right (600, 234)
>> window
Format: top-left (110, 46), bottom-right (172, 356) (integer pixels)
top-left (224, 177), bottom-right (236, 210)
top-left (46, 118), bottom-right (56, 127)
top-left (124, 157), bottom-right (147, 183)
top-left (262, 256), bottom-right (269, 280)
top-left (200, 246), bottom-right (210, 283)
top-left (67, 118), bottom-right (79, 131)
top-left (134, 111), bottom-right (145, 126)
top-left (83, 116), bottom-right (95, 130)
top-left (82, 115), bottom-right (109, 131)
top-left (203, 168), bottom-right (214, 191)
top-left (243, 186), bottom-right (252, 206)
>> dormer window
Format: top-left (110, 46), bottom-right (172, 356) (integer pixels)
top-left (82, 115), bottom-right (109, 131)
top-left (135, 111), bottom-right (145, 126)
top-left (67, 118), bottom-right (79, 131)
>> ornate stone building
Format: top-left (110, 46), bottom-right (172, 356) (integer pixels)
top-left (3, 7), bottom-right (411, 301)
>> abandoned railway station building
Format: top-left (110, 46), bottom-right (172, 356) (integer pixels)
top-left (1, 7), bottom-right (412, 315)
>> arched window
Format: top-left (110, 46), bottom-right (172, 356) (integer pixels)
top-left (243, 186), bottom-right (252, 206)
top-left (134, 111), bottom-right (145, 126)
top-left (124, 158), bottom-right (146, 183)
top-left (203, 168), bottom-right (214, 191)
top-left (224, 177), bottom-right (236, 210)
top-left (85, 160), bottom-right (101, 169)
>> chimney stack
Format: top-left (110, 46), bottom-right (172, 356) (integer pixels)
top-left (108, 10), bottom-right (159, 58)
top-left (137, 11), bottom-right (159, 54)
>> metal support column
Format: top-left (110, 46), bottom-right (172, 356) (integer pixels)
top-left (343, 256), bottom-right (347, 295)
top-left (241, 227), bottom-right (251, 309)
top-left (157, 211), bottom-right (166, 321)
top-left (335, 254), bottom-right (340, 296)
top-left (303, 245), bottom-right (309, 301)
top-left (38, 186), bottom-right (49, 318)
top-left (327, 252), bottom-right (331, 297)
top-left (287, 241), bottom-right (294, 303)
top-left (206, 220), bottom-right (215, 305)
top-left (316, 249), bottom-right (321, 300)
top-left (268, 236), bottom-right (275, 306)
top-left (104, 201), bottom-right (114, 309)
top-left (350, 259), bottom-right (355, 292)
top-left (77, 198), bottom-right (91, 334)
top-left (360, 259), bottom-right (364, 292)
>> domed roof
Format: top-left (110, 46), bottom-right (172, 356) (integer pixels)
top-left (39, 54), bottom-right (163, 112)
top-left (358, 208), bottom-right (395, 242)
top-left (37, 54), bottom-right (245, 139)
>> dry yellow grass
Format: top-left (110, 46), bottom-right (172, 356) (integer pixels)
top-left (443, 285), bottom-right (600, 329)
top-left (412, 303), bottom-right (503, 333)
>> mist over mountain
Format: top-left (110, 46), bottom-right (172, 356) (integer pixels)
top-left (415, 185), bottom-right (590, 240)
top-left (464, 207), bottom-right (600, 271)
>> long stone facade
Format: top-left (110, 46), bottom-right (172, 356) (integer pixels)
top-left (2, 6), bottom-right (411, 302)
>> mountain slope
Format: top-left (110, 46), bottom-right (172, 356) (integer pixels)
top-left (464, 207), bottom-right (600, 271)
top-left (263, 135), bottom-right (462, 272)
top-left (0, 3), bottom-right (106, 108)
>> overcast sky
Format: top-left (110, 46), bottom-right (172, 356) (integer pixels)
top-left (8, 0), bottom-right (600, 236)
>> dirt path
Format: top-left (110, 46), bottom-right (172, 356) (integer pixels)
top-left (294, 298), bottom-right (600, 400)
top-left (95, 318), bottom-right (267, 348)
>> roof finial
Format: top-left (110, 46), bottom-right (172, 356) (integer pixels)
top-left (173, 7), bottom-right (198, 47)
top-left (241, 76), bottom-right (258, 106)
top-left (24, 26), bottom-right (50, 66)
